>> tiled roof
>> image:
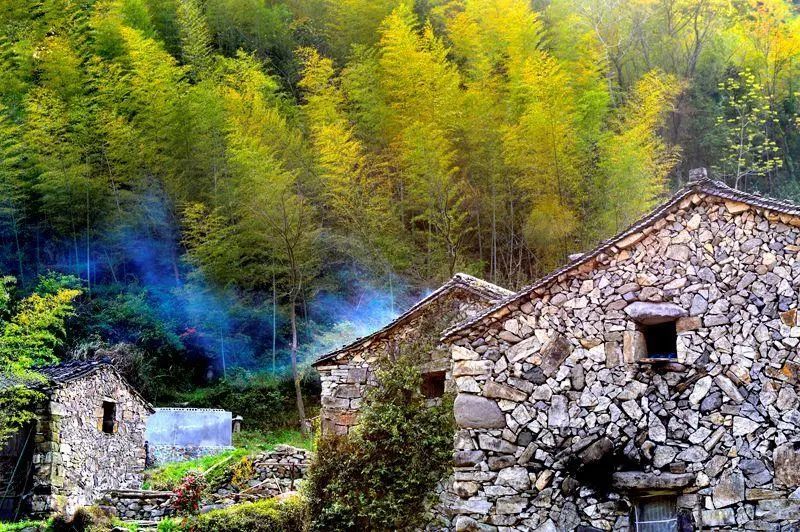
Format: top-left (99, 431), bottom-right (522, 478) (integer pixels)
top-left (37, 359), bottom-right (112, 384)
top-left (442, 175), bottom-right (800, 339)
top-left (312, 273), bottom-right (512, 365)
top-left (1, 358), bottom-right (154, 412)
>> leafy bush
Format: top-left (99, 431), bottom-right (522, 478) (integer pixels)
top-left (171, 472), bottom-right (206, 516)
top-left (159, 495), bottom-right (307, 532)
top-left (230, 456), bottom-right (255, 491)
top-left (50, 506), bottom-right (112, 531)
top-left (304, 333), bottom-right (455, 531)
top-left (0, 520), bottom-right (50, 532)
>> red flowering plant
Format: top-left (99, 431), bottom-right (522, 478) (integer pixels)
top-left (171, 471), bottom-right (207, 517)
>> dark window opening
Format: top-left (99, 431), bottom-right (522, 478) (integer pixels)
top-left (421, 371), bottom-right (446, 399)
top-left (634, 495), bottom-right (677, 532)
top-left (642, 321), bottom-right (677, 360)
top-left (102, 401), bottom-right (116, 434)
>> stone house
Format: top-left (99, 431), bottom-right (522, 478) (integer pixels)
top-left (437, 172), bottom-right (800, 530)
top-left (0, 359), bottom-right (153, 519)
top-left (313, 273), bottom-right (512, 435)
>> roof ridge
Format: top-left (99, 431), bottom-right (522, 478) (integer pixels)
top-left (442, 176), bottom-right (800, 339)
top-left (312, 273), bottom-right (511, 365)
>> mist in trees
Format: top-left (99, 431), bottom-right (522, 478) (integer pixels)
top-left (0, 0), bottom-right (799, 413)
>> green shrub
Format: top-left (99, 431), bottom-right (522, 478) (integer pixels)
top-left (0, 521), bottom-right (50, 532)
top-left (50, 506), bottom-right (113, 531)
top-left (170, 495), bottom-right (307, 532)
top-left (304, 328), bottom-right (455, 531)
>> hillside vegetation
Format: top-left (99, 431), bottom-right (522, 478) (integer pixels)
top-left (0, 0), bottom-right (798, 402)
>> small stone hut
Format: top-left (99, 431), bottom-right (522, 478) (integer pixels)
top-left (313, 273), bottom-right (512, 435)
top-left (0, 360), bottom-right (153, 519)
top-left (437, 172), bottom-right (800, 530)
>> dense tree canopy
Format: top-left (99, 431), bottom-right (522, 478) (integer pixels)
top-left (0, 0), bottom-right (798, 394)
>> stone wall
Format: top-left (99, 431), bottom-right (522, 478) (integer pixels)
top-left (209, 445), bottom-right (311, 506)
top-left (30, 368), bottom-right (151, 517)
top-left (147, 444), bottom-right (234, 467)
top-left (317, 288), bottom-right (502, 435)
top-left (99, 446), bottom-right (312, 521)
top-left (438, 195), bottom-right (800, 530)
top-left (100, 489), bottom-right (173, 521)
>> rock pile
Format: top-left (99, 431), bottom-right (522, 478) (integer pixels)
top-left (207, 445), bottom-right (312, 508)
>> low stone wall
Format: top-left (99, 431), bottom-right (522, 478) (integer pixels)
top-left (99, 445), bottom-right (312, 521)
top-left (147, 444), bottom-right (234, 466)
top-left (209, 445), bottom-right (311, 506)
top-left (99, 489), bottom-right (173, 521)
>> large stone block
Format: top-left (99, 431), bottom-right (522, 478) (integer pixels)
top-left (454, 393), bottom-right (505, 429)
top-left (484, 380), bottom-right (528, 402)
top-left (624, 301), bottom-right (687, 324)
top-left (453, 360), bottom-right (494, 378)
top-left (539, 334), bottom-right (571, 376)
top-left (774, 443), bottom-right (800, 488)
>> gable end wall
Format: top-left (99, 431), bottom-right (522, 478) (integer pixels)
top-left (437, 196), bottom-right (800, 530)
top-left (317, 288), bottom-right (500, 435)
top-left (30, 368), bottom-right (150, 517)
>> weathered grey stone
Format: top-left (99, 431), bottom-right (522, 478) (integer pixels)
top-left (454, 450), bottom-right (486, 467)
top-left (496, 467), bottom-right (530, 491)
top-left (540, 334), bottom-right (571, 376)
top-left (774, 443), bottom-right (800, 488)
top-left (453, 360), bottom-right (494, 377)
top-left (624, 301), bottom-right (687, 324)
top-left (478, 435), bottom-right (516, 454)
top-left (484, 380), bottom-right (528, 402)
top-left (611, 472), bottom-right (695, 490)
top-left (548, 395), bottom-right (569, 427)
top-left (713, 469), bottom-right (745, 508)
top-left (454, 394), bottom-right (505, 429)
top-left (701, 508), bottom-right (736, 527)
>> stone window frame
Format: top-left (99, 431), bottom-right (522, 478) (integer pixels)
top-left (638, 321), bottom-right (679, 363)
top-left (623, 302), bottom-right (690, 365)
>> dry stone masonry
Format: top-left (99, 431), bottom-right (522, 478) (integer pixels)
top-left (100, 489), bottom-right (173, 521)
top-left (314, 273), bottom-right (511, 435)
top-left (435, 176), bottom-right (800, 530)
top-left (29, 361), bottom-right (153, 518)
top-left (210, 445), bottom-right (311, 504)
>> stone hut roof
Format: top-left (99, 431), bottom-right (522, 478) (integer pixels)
top-left (313, 273), bottom-right (512, 366)
top-left (443, 173), bottom-right (800, 340)
top-left (37, 359), bottom-right (154, 413)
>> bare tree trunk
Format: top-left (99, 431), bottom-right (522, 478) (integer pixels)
top-left (290, 298), bottom-right (308, 436)
top-left (272, 271), bottom-right (277, 374)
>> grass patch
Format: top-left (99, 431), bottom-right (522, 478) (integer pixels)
top-left (234, 429), bottom-right (314, 452)
top-left (0, 521), bottom-right (49, 532)
top-left (143, 448), bottom-right (247, 490)
top-left (143, 429), bottom-right (314, 491)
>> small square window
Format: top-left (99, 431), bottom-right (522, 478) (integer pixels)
top-left (102, 401), bottom-right (116, 434)
top-left (421, 371), bottom-right (446, 399)
top-left (634, 495), bottom-right (677, 532)
top-left (641, 321), bottom-right (678, 360)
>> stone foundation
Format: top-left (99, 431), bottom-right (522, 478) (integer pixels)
top-left (100, 489), bottom-right (173, 521)
top-left (147, 444), bottom-right (234, 467)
